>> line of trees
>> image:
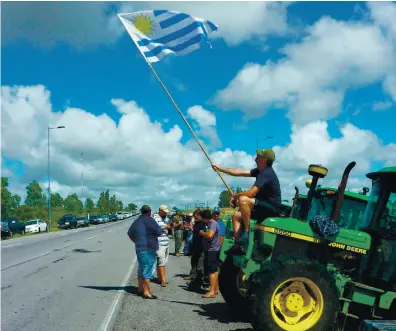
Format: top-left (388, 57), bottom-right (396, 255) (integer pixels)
top-left (217, 186), bottom-right (243, 208)
top-left (1, 177), bottom-right (137, 221)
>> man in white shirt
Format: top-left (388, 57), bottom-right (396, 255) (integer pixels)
top-left (152, 205), bottom-right (172, 287)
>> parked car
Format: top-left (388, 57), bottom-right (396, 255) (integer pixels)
top-left (1, 217), bottom-right (26, 237)
top-left (89, 215), bottom-right (99, 225)
top-left (57, 214), bottom-right (77, 229)
top-left (76, 216), bottom-right (89, 228)
top-left (25, 219), bottom-right (48, 233)
top-left (97, 214), bottom-right (108, 224)
top-left (116, 212), bottom-right (124, 220)
top-left (109, 214), bottom-right (118, 222)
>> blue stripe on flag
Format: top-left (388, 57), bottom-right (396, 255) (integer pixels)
top-left (153, 10), bottom-right (168, 17)
top-left (137, 21), bottom-right (208, 47)
top-left (160, 13), bottom-right (190, 29)
top-left (207, 20), bottom-right (218, 32)
top-left (143, 33), bottom-right (204, 58)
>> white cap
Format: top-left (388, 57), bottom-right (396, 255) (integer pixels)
top-left (159, 205), bottom-right (170, 213)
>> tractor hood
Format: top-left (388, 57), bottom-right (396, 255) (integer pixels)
top-left (258, 217), bottom-right (371, 254)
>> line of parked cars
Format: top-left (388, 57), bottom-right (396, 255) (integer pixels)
top-left (56, 211), bottom-right (138, 229)
top-left (1, 211), bottom-right (139, 238)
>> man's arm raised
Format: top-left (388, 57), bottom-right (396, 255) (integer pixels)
top-left (211, 164), bottom-right (251, 177)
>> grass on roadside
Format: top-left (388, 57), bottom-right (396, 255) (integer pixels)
top-left (1, 225), bottom-right (65, 241)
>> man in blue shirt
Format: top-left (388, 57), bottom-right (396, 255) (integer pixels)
top-left (199, 209), bottom-right (221, 298)
top-left (127, 205), bottom-right (163, 299)
top-left (212, 207), bottom-right (226, 247)
top-left (211, 148), bottom-right (281, 248)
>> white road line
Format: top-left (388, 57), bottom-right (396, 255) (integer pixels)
top-left (87, 236), bottom-right (97, 240)
top-left (99, 256), bottom-right (137, 331)
top-left (107, 230), bottom-right (112, 233)
top-left (1, 243), bottom-right (22, 249)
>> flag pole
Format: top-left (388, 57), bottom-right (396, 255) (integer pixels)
top-left (118, 15), bottom-right (234, 196)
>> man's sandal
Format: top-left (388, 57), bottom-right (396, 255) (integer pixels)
top-left (201, 293), bottom-right (217, 298)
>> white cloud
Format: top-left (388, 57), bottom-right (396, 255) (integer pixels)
top-left (187, 105), bottom-right (216, 127)
top-left (2, 1), bottom-right (291, 48)
top-left (1, 85), bottom-right (394, 210)
top-left (187, 105), bottom-right (221, 149)
top-left (372, 101), bottom-right (394, 111)
top-left (213, 4), bottom-right (396, 125)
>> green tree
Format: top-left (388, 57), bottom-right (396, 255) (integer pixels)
top-left (85, 198), bottom-right (95, 212)
top-left (125, 203), bottom-right (137, 211)
top-left (218, 187), bottom-right (243, 208)
top-left (97, 190), bottom-right (110, 213)
top-left (25, 180), bottom-right (47, 207)
top-left (1, 177), bottom-right (22, 218)
top-left (1, 177), bottom-right (11, 217)
top-left (15, 206), bottom-right (46, 221)
top-left (117, 200), bottom-right (123, 211)
top-left (64, 193), bottom-right (83, 213)
top-left (109, 195), bottom-right (118, 213)
top-left (51, 192), bottom-right (64, 208)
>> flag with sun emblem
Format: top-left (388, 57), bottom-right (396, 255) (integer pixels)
top-left (118, 10), bottom-right (218, 63)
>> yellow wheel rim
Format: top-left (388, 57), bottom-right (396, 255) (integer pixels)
top-left (270, 277), bottom-right (324, 331)
top-left (236, 270), bottom-right (247, 297)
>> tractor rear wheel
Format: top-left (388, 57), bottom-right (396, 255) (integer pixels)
top-left (249, 259), bottom-right (338, 331)
top-left (218, 255), bottom-right (250, 320)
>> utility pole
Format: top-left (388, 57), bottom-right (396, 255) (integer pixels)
top-left (80, 152), bottom-right (85, 201)
top-left (48, 125), bottom-right (65, 231)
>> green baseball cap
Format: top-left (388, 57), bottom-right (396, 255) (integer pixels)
top-left (256, 148), bottom-right (275, 161)
top-left (140, 205), bottom-right (151, 213)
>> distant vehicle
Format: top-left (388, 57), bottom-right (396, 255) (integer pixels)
top-left (76, 216), bottom-right (89, 228)
top-left (109, 214), bottom-right (118, 222)
top-left (116, 212), bottom-right (126, 220)
top-left (1, 217), bottom-right (26, 237)
top-left (98, 214), bottom-right (109, 224)
top-left (25, 219), bottom-right (48, 233)
top-left (57, 214), bottom-right (77, 229)
top-left (89, 215), bottom-right (99, 225)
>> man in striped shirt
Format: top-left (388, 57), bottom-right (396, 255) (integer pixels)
top-left (152, 205), bottom-right (172, 287)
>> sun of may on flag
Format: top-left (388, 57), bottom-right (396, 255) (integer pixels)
top-left (118, 10), bottom-right (218, 63)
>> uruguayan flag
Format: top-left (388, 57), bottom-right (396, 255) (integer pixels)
top-left (118, 10), bottom-right (218, 63)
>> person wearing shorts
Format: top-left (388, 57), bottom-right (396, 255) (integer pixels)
top-left (199, 209), bottom-right (220, 298)
top-left (152, 205), bottom-right (172, 287)
top-left (211, 148), bottom-right (281, 248)
top-left (127, 205), bottom-right (163, 299)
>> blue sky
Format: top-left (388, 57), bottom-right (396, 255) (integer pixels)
top-left (1, 1), bottom-right (395, 208)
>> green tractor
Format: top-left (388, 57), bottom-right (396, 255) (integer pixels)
top-left (218, 163), bottom-right (396, 330)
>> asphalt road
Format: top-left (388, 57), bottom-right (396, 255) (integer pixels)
top-left (1, 217), bottom-right (137, 331)
top-left (113, 241), bottom-right (252, 331)
top-left (2, 219), bottom-right (252, 331)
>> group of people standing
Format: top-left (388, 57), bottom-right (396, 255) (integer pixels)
top-left (183, 207), bottom-right (226, 298)
top-left (127, 204), bottom-right (226, 299)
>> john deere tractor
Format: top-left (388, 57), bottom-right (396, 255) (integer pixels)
top-left (218, 162), bottom-right (396, 330)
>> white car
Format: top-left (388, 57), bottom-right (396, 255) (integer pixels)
top-left (116, 212), bottom-right (124, 220)
top-left (25, 219), bottom-right (48, 233)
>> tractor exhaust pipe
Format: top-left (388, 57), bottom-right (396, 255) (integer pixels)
top-left (331, 161), bottom-right (356, 223)
top-left (289, 186), bottom-right (299, 218)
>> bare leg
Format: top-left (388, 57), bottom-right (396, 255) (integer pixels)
top-left (232, 211), bottom-right (243, 240)
top-left (238, 196), bottom-right (255, 235)
top-left (205, 272), bottom-right (217, 296)
top-left (138, 277), bottom-right (144, 293)
top-left (143, 279), bottom-right (151, 297)
top-left (158, 266), bottom-right (166, 285)
top-left (214, 271), bottom-right (219, 294)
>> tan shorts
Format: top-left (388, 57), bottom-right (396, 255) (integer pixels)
top-left (156, 245), bottom-right (169, 266)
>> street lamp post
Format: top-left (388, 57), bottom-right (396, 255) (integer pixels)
top-left (256, 136), bottom-right (274, 149)
top-left (48, 126), bottom-right (65, 231)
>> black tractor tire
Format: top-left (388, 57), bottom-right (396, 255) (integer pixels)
top-left (249, 258), bottom-right (338, 331)
top-left (218, 255), bottom-right (250, 321)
